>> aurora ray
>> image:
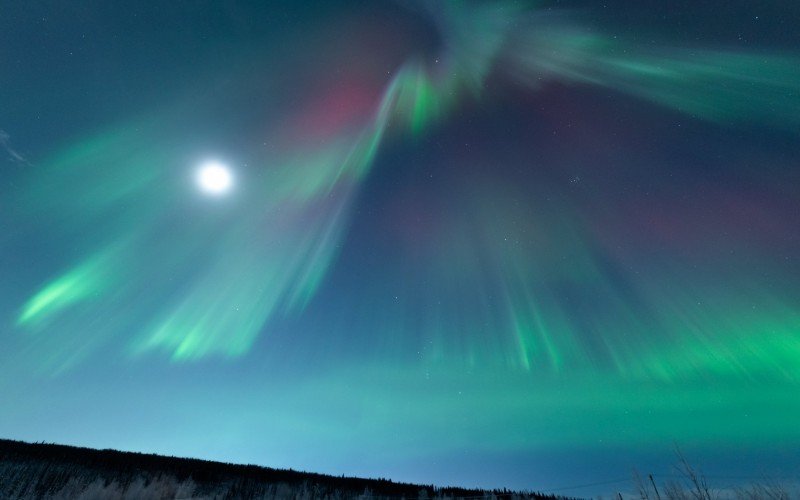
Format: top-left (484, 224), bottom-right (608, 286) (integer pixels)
top-left (2, 0), bottom-right (799, 495)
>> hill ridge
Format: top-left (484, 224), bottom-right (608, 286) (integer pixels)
top-left (0, 438), bottom-right (564, 499)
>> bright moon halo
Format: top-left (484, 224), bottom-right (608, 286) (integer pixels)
top-left (196, 161), bottom-right (233, 195)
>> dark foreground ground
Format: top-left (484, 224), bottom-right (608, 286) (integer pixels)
top-left (0, 439), bottom-right (563, 499)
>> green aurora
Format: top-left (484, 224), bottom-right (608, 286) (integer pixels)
top-left (2, 0), bottom-right (799, 494)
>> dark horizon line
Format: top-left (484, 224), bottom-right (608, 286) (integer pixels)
top-left (0, 437), bottom-right (568, 499)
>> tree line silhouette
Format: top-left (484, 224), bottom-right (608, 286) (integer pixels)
top-left (0, 439), bottom-right (567, 499)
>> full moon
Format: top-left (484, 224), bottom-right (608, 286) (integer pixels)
top-left (196, 161), bottom-right (233, 195)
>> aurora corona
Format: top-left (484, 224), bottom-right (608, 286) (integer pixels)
top-left (1, 0), bottom-right (799, 495)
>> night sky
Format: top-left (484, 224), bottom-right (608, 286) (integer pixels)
top-left (2, 1), bottom-right (800, 496)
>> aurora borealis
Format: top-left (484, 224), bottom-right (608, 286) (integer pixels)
top-left (2, 0), bottom-right (800, 496)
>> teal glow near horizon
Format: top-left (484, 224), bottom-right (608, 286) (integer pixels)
top-left (1, 1), bottom-right (799, 496)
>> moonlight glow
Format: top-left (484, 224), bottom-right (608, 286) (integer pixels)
top-left (196, 161), bottom-right (233, 195)
top-left (3, 1), bottom-right (800, 497)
